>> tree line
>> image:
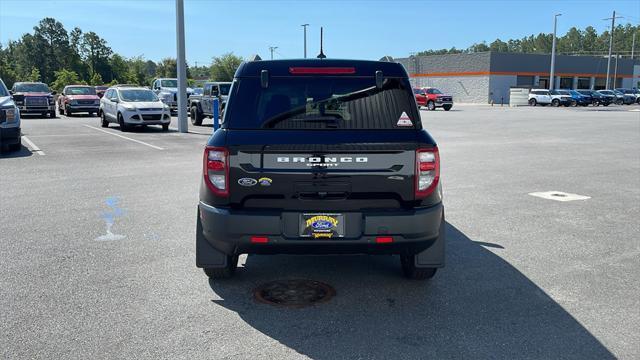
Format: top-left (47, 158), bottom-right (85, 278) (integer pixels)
top-left (417, 24), bottom-right (639, 57)
top-left (0, 17), bottom-right (243, 91)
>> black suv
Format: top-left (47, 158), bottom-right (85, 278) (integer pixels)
top-left (196, 59), bottom-right (445, 280)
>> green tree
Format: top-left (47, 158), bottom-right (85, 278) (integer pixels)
top-left (32, 18), bottom-right (72, 83)
top-left (489, 39), bottom-right (509, 52)
top-left (51, 69), bottom-right (81, 92)
top-left (27, 67), bottom-right (41, 82)
top-left (78, 31), bottom-right (112, 80)
top-left (90, 72), bottom-right (103, 85)
top-left (210, 53), bottom-right (243, 81)
top-left (156, 58), bottom-right (178, 78)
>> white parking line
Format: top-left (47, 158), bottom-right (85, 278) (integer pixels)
top-left (21, 136), bottom-right (45, 156)
top-left (82, 125), bottom-right (165, 150)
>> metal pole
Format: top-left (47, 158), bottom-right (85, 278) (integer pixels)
top-left (632, 33), bottom-right (636, 60)
top-left (175, 0), bottom-right (188, 133)
top-left (613, 54), bottom-right (619, 88)
top-left (269, 46), bottom-right (277, 60)
top-left (605, 11), bottom-right (616, 90)
top-left (549, 13), bottom-right (561, 90)
top-left (302, 24), bottom-right (309, 58)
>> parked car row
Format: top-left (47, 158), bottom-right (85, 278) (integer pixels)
top-left (529, 88), bottom-right (640, 107)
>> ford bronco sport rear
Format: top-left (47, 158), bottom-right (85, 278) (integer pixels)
top-left (196, 59), bottom-right (445, 280)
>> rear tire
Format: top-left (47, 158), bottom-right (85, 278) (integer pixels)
top-left (616, 99), bottom-right (623, 105)
top-left (190, 105), bottom-right (203, 126)
top-left (570, 100), bottom-right (577, 107)
top-left (162, 124), bottom-right (169, 131)
top-left (49, 110), bottom-right (56, 118)
top-left (203, 256), bottom-right (238, 279)
top-left (552, 99), bottom-right (560, 107)
top-left (400, 255), bottom-right (438, 280)
top-left (529, 98), bottom-right (537, 106)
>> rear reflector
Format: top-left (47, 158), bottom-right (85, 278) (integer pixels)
top-left (289, 67), bottom-right (356, 75)
top-left (251, 236), bottom-right (269, 243)
top-left (375, 236), bottom-right (393, 243)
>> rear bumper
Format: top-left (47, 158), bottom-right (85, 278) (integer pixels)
top-left (197, 202), bottom-right (444, 257)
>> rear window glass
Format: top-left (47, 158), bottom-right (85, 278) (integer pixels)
top-left (224, 76), bottom-right (420, 130)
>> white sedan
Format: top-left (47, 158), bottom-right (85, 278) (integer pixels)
top-left (99, 87), bottom-right (171, 132)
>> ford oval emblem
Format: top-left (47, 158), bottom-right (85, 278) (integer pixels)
top-left (238, 178), bottom-right (257, 187)
top-left (312, 219), bottom-right (333, 230)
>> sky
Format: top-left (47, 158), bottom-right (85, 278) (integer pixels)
top-left (1, 0), bottom-right (639, 65)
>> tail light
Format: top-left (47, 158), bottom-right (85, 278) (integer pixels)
top-left (415, 147), bottom-right (440, 198)
top-left (203, 146), bottom-right (229, 196)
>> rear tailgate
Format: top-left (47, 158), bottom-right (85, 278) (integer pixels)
top-left (227, 130), bottom-right (420, 211)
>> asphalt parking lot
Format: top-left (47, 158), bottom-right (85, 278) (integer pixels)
top-left (1, 105), bottom-right (639, 359)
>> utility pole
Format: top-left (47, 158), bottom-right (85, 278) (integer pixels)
top-left (604, 11), bottom-right (623, 90)
top-left (549, 13), bottom-right (561, 90)
top-left (175, 0), bottom-right (188, 133)
top-left (613, 53), bottom-right (619, 88)
top-left (269, 46), bottom-right (278, 60)
top-left (301, 24), bottom-right (309, 58)
top-left (632, 32), bottom-right (636, 60)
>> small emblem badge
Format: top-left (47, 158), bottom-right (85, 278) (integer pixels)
top-left (238, 178), bottom-right (257, 186)
top-left (258, 177), bottom-right (273, 186)
top-left (397, 111), bottom-right (413, 127)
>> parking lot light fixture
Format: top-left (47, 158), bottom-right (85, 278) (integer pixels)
top-left (549, 13), bottom-right (561, 90)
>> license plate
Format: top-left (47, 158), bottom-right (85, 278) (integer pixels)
top-left (299, 213), bottom-right (344, 239)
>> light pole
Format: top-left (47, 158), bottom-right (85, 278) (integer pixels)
top-left (604, 11), bottom-right (623, 89)
top-left (269, 46), bottom-right (278, 60)
top-left (301, 24), bottom-right (309, 58)
top-left (549, 13), bottom-right (561, 90)
top-left (175, 0), bottom-right (187, 133)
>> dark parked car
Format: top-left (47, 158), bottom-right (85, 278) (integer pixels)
top-left (1, 78), bottom-right (21, 152)
top-left (10, 82), bottom-right (56, 118)
top-left (197, 59), bottom-right (445, 280)
top-left (561, 89), bottom-right (591, 106)
top-left (578, 90), bottom-right (611, 106)
top-left (615, 88), bottom-right (640, 104)
top-left (95, 85), bottom-right (109, 98)
top-left (597, 90), bottom-right (623, 105)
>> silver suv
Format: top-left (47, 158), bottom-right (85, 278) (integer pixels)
top-left (0, 79), bottom-right (21, 152)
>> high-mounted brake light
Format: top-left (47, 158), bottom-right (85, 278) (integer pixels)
top-left (288, 67), bottom-right (356, 75)
top-left (415, 147), bottom-right (440, 199)
top-left (203, 146), bottom-right (229, 197)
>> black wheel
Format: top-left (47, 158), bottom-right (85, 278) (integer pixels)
top-left (49, 110), bottom-right (56, 118)
top-left (162, 124), bottom-right (169, 131)
top-left (529, 98), bottom-right (537, 106)
top-left (203, 255), bottom-right (238, 279)
top-left (551, 99), bottom-right (560, 107)
top-left (118, 113), bottom-right (128, 132)
top-left (100, 112), bottom-right (109, 128)
top-left (400, 255), bottom-right (438, 280)
top-left (570, 100), bottom-right (577, 107)
top-left (88, 111), bottom-right (95, 117)
top-left (603, 103), bottom-right (609, 107)
top-left (443, 104), bottom-right (452, 111)
top-left (426, 100), bottom-right (436, 111)
top-left (9, 138), bottom-right (21, 151)
top-left (65, 106), bottom-right (72, 116)
top-left (190, 105), bottom-right (203, 126)
top-left (615, 99), bottom-right (623, 105)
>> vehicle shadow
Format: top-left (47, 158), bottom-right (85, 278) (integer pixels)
top-left (0, 144), bottom-right (34, 158)
top-left (207, 223), bottom-right (614, 359)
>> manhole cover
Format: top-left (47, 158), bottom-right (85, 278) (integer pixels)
top-left (254, 279), bottom-right (335, 307)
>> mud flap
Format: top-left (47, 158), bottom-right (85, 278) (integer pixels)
top-left (415, 214), bottom-right (445, 268)
top-left (196, 213), bottom-right (229, 268)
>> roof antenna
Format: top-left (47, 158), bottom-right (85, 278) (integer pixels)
top-left (317, 27), bottom-right (326, 59)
